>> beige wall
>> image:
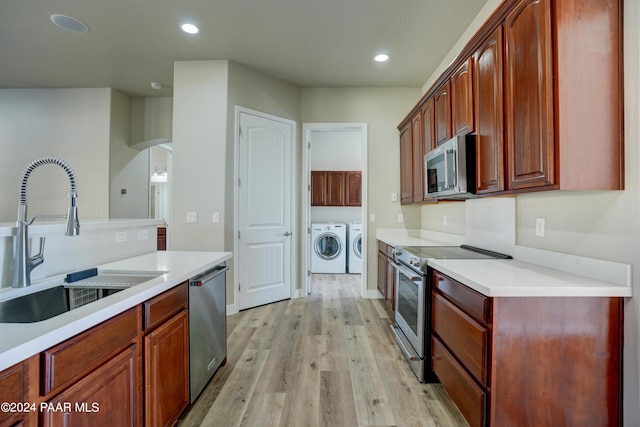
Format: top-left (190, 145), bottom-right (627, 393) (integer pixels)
top-left (418, 0), bottom-right (640, 423)
top-left (0, 88), bottom-right (112, 221)
top-left (301, 87), bottom-right (422, 290)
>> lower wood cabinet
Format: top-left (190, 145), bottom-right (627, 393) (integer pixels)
top-left (41, 345), bottom-right (140, 427)
top-left (377, 240), bottom-right (396, 311)
top-left (0, 281), bottom-right (193, 427)
top-left (144, 310), bottom-right (189, 427)
top-left (431, 270), bottom-right (623, 427)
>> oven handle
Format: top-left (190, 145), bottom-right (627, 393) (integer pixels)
top-left (396, 261), bottom-right (423, 283)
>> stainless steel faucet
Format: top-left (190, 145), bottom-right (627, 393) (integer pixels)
top-left (12, 157), bottom-right (80, 288)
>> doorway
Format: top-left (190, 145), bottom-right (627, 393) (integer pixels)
top-left (235, 107), bottom-right (297, 311)
top-left (302, 123), bottom-right (368, 297)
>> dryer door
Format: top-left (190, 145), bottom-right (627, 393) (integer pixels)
top-left (354, 235), bottom-right (362, 259)
top-left (315, 233), bottom-right (342, 260)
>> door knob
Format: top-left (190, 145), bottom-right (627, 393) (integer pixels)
top-left (283, 231), bottom-right (292, 237)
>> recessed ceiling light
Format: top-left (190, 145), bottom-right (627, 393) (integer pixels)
top-left (180, 23), bottom-right (200, 35)
top-left (150, 82), bottom-right (163, 90)
top-left (374, 54), bottom-right (389, 62)
top-left (50, 14), bottom-right (88, 33)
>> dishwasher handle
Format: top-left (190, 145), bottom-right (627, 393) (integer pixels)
top-left (190, 265), bottom-right (229, 286)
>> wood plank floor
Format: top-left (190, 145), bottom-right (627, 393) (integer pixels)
top-left (177, 274), bottom-right (468, 427)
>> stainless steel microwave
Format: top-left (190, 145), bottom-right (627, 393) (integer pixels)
top-left (424, 135), bottom-right (476, 200)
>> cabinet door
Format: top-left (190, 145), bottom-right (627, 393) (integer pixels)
top-left (0, 356), bottom-right (38, 427)
top-left (434, 82), bottom-right (452, 145)
top-left (145, 310), bottom-right (189, 427)
top-left (385, 257), bottom-right (396, 311)
top-left (422, 97), bottom-right (436, 154)
top-left (326, 172), bottom-right (345, 206)
top-left (504, 0), bottom-right (555, 190)
top-left (377, 250), bottom-right (387, 297)
top-left (451, 58), bottom-right (474, 135)
top-left (411, 112), bottom-right (424, 203)
top-left (474, 26), bottom-right (505, 194)
top-left (42, 345), bottom-right (141, 427)
top-left (345, 171), bottom-right (362, 206)
top-left (399, 122), bottom-right (413, 204)
top-left (310, 171), bottom-right (327, 206)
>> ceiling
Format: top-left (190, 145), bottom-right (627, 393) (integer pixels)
top-left (0, 0), bottom-right (488, 97)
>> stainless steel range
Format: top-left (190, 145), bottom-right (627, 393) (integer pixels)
top-left (390, 245), bottom-right (511, 382)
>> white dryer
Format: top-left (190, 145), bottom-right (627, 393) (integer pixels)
top-left (348, 221), bottom-right (362, 274)
top-left (311, 223), bottom-right (346, 274)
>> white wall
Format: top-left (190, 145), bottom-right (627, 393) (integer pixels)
top-left (0, 88), bottom-right (112, 221)
top-left (418, 0), bottom-right (640, 423)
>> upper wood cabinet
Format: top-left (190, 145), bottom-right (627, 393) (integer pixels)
top-left (451, 58), bottom-right (475, 136)
top-left (422, 96), bottom-right (436, 154)
top-left (434, 82), bottom-right (452, 145)
top-left (474, 26), bottom-right (505, 194)
top-left (345, 171), bottom-right (362, 206)
top-left (399, 122), bottom-right (413, 204)
top-left (411, 112), bottom-right (424, 203)
top-left (311, 170), bottom-right (361, 206)
top-left (504, 0), bottom-right (555, 190)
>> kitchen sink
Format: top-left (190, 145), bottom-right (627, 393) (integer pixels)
top-left (0, 270), bottom-right (166, 323)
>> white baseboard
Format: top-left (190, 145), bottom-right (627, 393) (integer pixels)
top-left (226, 303), bottom-right (239, 316)
top-left (364, 289), bottom-right (383, 299)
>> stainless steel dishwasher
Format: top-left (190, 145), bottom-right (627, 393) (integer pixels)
top-left (189, 262), bottom-right (228, 402)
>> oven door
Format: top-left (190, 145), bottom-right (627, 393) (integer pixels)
top-left (394, 261), bottom-right (425, 360)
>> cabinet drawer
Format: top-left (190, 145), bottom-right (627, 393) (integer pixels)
top-left (143, 282), bottom-right (188, 331)
top-left (432, 337), bottom-right (486, 427)
top-left (432, 291), bottom-right (488, 386)
top-left (432, 271), bottom-right (490, 323)
top-left (42, 307), bottom-right (139, 396)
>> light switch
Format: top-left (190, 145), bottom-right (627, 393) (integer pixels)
top-left (212, 212), bottom-right (220, 224)
top-left (187, 212), bottom-right (198, 223)
top-left (535, 218), bottom-right (546, 237)
top-left (391, 192), bottom-right (398, 202)
top-left (369, 213), bottom-right (376, 223)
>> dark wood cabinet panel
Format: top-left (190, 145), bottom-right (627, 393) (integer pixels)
top-left (473, 26), bottom-right (505, 194)
top-left (310, 171), bottom-right (327, 206)
top-left (326, 171), bottom-right (345, 206)
top-left (377, 250), bottom-right (387, 299)
top-left (42, 345), bottom-right (141, 427)
top-left (422, 97), bottom-right (436, 155)
top-left (451, 58), bottom-right (474, 136)
top-left (145, 310), bottom-right (190, 427)
top-left (399, 122), bottom-right (413, 204)
top-left (345, 171), bottom-right (362, 206)
top-left (0, 356), bottom-right (38, 427)
top-left (42, 307), bottom-right (139, 397)
top-left (157, 226), bottom-right (166, 251)
top-left (377, 240), bottom-right (396, 311)
top-left (411, 113), bottom-right (424, 203)
top-left (504, 0), bottom-right (555, 190)
top-left (143, 282), bottom-right (188, 331)
top-left (434, 82), bottom-right (452, 146)
top-left (311, 171), bottom-right (361, 207)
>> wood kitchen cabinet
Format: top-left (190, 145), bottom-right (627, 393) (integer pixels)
top-left (422, 97), bottom-right (436, 154)
top-left (434, 82), bottom-right (452, 146)
top-left (0, 356), bottom-right (38, 427)
top-left (41, 307), bottom-right (142, 426)
top-left (397, 0), bottom-right (623, 196)
top-left (311, 171), bottom-right (361, 207)
top-left (377, 241), bottom-right (396, 311)
top-left (431, 270), bottom-right (623, 427)
top-left (411, 112), bottom-right (424, 203)
top-left (451, 58), bottom-right (474, 136)
top-left (398, 122), bottom-right (413, 204)
top-left (157, 226), bottom-right (166, 251)
top-left (473, 26), bottom-right (505, 194)
top-left (143, 283), bottom-right (189, 427)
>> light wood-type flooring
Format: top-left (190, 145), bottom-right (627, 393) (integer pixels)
top-left (177, 273), bottom-right (468, 427)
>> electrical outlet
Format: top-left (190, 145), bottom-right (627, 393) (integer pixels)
top-left (397, 214), bottom-right (404, 223)
top-left (212, 212), bottom-right (220, 224)
top-left (391, 192), bottom-right (398, 202)
top-left (138, 229), bottom-right (149, 240)
top-left (535, 218), bottom-right (546, 237)
top-left (115, 231), bottom-right (127, 243)
top-left (187, 212), bottom-right (198, 223)
top-left (369, 213), bottom-right (376, 223)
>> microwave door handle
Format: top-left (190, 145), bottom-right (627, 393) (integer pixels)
top-left (445, 149), bottom-right (456, 189)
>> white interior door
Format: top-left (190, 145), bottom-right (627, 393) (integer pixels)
top-left (237, 109), bottom-right (294, 310)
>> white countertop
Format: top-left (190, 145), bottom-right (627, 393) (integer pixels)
top-left (429, 258), bottom-right (632, 298)
top-left (0, 251), bottom-right (231, 372)
top-left (378, 228), bottom-right (631, 298)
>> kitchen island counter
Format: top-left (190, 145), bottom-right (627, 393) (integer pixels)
top-left (0, 250), bottom-right (231, 371)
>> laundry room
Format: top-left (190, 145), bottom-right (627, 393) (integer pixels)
top-left (308, 127), bottom-right (363, 278)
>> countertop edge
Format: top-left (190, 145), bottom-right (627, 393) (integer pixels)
top-left (0, 251), bottom-right (232, 372)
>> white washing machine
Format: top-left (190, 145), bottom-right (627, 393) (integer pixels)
top-left (311, 223), bottom-right (346, 274)
top-left (348, 221), bottom-right (362, 274)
